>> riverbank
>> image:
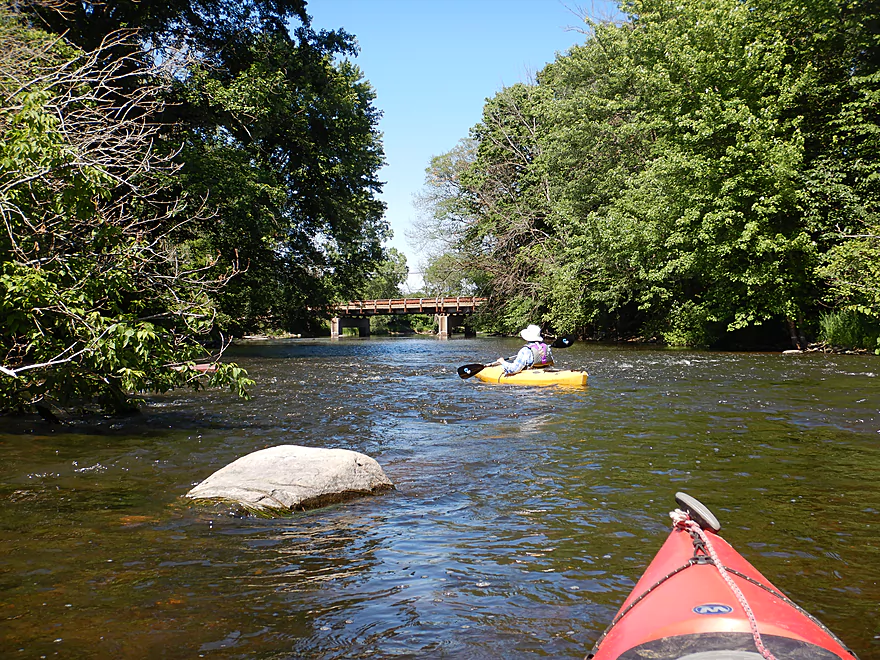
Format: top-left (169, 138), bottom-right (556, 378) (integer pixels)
top-left (785, 342), bottom-right (879, 356)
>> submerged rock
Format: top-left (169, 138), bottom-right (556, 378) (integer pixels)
top-left (186, 445), bottom-right (394, 515)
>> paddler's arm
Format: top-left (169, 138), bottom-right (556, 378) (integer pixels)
top-left (498, 347), bottom-right (532, 375)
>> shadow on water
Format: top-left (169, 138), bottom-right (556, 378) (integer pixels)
top-left (1, 337), bottom-right (879, 658)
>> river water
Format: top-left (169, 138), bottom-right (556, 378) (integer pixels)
top-left (1, 338), bottom-right (879, 659)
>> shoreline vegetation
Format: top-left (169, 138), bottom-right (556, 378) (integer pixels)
top-left (2, 0), bottom-right (878, 416)
top-left (236, 329), bottom-right (877, 357)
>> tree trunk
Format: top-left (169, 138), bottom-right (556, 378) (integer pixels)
top-left (787, 318), bottom-right (805, 350)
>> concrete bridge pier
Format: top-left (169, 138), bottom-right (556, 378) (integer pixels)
top-left (331, 316), bottom-right (371, 339)
top-left (436, 314), bottom-right (449, 338)
top-left (436, 314), bottom-right (466, 338)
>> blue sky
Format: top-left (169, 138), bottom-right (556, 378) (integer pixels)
top-left (306, 0), bottom-right (620, 292)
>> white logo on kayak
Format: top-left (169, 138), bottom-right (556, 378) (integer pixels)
top-left (693, 604), bottom-right (734, 615)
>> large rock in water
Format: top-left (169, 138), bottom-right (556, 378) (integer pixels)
top-left (186, 445), bottom-right (394, 514)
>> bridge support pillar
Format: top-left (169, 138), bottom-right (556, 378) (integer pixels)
top-left (436, 314), bottom-right (466, 338)
top-left (331, 316), bottom-right (370, 339)
top-left (436, 314), bottom-right (449, 339)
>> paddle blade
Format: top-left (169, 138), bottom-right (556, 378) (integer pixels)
top-left (551, 335), bottom-right (576, 349)
top-left (457, 363), bottom-right (487, 379)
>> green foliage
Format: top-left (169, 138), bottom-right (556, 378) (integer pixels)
top-left (15, 0), bottom-right (390, 338)
top-left (357, 248), bottom-right (411, 335)
top-left (818, 310), bottom-right (880, 352)
top-left (176, 44), bottom-right (388, 332)
top-left (362, 248), bottom-right (408, 300)
top-left (657, 301), bottom-right (715, 349)
top-left (416, 0), bottom-right (880, 347)
top-left (163, 33), bottom-right (387, 334)
top-left (414, 86), bottom-right (562, 335)
top-left (407, 314), bottom-right (437, 334)
top-left (2, 0), bottom-right (391, 414)
top-left (820, 224), bottom-right (880, 322)
top-left (0, 13), bottom-right (253, 414)
top-left (550, 0), bottom-right (823, 336)
top-left (497, 295), bottom-right (542, 335)
top-left (23, 0), bottom-right (311, 56)
top-left (421, 253), bottom-right (481, 297)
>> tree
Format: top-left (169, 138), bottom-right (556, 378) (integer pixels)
top-left (176, 35), bottom-right (388, 333)
top-left (421, 253), bottom-right (479, 297)
top-left (413, 84), bottom-right (565, 335)
top-left (362, 248), bottom-right (408, 300)
top-left (17, 0), bottom-right (311, 53)
top-left (16, 0), bottom-right (390, 335)
top-left (0, 12), bottom-right (251, 414)
top-left (411, 138), bottom-right (479, 255)
top-left (543, 0), bottom-right (829, 345)
top-left (418, 0), bottom-right (880, 348)
top-left (803, 0), bottom-right (880, 335)
top-left (359, 248), bottom-right (409, 334)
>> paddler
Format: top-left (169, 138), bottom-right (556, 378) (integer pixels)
top-left (494, 324), bottom-right (554, 375)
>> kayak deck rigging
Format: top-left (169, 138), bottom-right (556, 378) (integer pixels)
top-left (587, 493), bottom-right (858, 660)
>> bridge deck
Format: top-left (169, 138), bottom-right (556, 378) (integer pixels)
top-left (332, 296), bottom-right (485, 317)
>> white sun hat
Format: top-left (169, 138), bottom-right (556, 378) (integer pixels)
top-left (520, 324), bottom-right (543, 342)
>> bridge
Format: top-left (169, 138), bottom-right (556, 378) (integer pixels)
top-left (330, 296), bottom-right (485, 338)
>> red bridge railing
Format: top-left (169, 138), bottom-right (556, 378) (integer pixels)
top-left (331, 296), bottom-right (485, 316)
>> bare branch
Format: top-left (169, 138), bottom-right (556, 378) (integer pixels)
top-left (0, 17), bottom-right (241, 405)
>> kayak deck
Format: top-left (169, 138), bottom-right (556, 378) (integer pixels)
top-left (588, 494), bottom-right (858, 660)
top-left (472, 364), bottom-right (588, 386)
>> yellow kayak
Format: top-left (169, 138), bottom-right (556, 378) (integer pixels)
top-left (473, 365), bottom-right (588, 386)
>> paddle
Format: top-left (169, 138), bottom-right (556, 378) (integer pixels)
top-left (551, 335), bottom-right (575, 349)
top-left (457, 335), bottom-right (576, 379)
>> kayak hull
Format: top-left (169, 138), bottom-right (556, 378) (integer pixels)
top-left (588, 526), bottom-right (857, 660)
top-left (473, 365), bottom-right (587, 386)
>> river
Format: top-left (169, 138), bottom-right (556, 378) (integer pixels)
top-left (1, 338), bottom-right (879, 659)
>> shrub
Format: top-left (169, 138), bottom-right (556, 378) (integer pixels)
top-left (818, 310), bottom-right (880, 352)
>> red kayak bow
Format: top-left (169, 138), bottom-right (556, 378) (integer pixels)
top-left (587, 493), bottom-right (858, 660)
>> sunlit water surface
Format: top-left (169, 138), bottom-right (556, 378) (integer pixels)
top-left (1, 338), bottom-right (879, 659)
